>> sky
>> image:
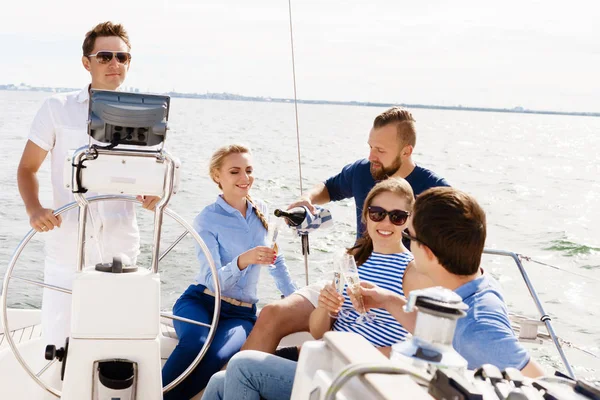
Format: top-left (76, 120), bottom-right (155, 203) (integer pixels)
top-left (1, 0), bottom-right (599, 112)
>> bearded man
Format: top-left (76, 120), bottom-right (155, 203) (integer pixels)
top-left (240, 107), bottom-right (449, 356)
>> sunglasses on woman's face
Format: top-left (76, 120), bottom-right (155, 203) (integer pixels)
top-left (367, 206), bottom-right (410, 226)
top-left (87, 51), bottom-right (131, 65)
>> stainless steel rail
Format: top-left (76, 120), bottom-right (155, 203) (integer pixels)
top-left (324, 362), bottom-right (431, 400)
top-left (483, 248), bottom-right (575, 378)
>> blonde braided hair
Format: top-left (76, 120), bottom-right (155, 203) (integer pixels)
top-left (209, 144), bottom-right (269, 231)
top-left (246, 195), bottom-right (269, 231)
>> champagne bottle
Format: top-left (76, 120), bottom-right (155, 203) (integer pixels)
top-left (274, 207), bottom-right (307, 227)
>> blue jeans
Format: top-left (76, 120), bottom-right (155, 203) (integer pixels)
top-left (162, 284), bottom-right (257, 400)
top-left (202, 350), bottom-right (297, 400)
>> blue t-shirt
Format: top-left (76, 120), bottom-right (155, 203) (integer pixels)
top-left (453, 272), bottom-right (530, 371)
top-left (324, 159), bottom-right (449, 237)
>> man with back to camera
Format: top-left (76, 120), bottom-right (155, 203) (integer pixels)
top-left (17, 21), bottom-right (157, 348)
top-left (241, 107), bottom-right (449, 356)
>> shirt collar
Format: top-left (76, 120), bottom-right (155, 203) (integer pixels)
top-left (454, 269), bottom-right (489, 301)
top-left (76, 85), bottom-right (90, 104)
top-left (77, 84), bottom-right (124, 103)
top-left (215, 195), bottom-right (254, 215)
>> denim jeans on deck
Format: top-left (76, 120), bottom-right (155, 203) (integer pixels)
top-left (162, 284), bottom-right (257, 400)
top-left (202, 350), bottom-right (298, 400)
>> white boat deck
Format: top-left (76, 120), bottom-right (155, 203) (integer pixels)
top-left (0, 323), bottom-right (43, 352)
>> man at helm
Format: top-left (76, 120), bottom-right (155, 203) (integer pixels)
top-left (16, 21), bottom-right (157, 347)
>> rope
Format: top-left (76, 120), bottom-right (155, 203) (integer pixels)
top-left (287, 0), bottom-right (303, 195)
top-left (517, 254), bottom-right (600, 284)
top-left (557, 337), bottom-right (600, 360)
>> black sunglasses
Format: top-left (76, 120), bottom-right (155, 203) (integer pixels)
top-left (367, 206), bottom-right (410, 226)
top-left (401, 230), bottom-right (424, 246)
top-left (87, 51), bottom-right (131, 65)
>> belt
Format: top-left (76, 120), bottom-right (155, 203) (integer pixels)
top-left (203, 288), bottom-right (253, 309)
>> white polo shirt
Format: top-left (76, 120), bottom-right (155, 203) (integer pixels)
top-left (28, 86), bottom-right (140, 268)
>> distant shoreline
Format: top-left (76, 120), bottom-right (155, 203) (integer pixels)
top-left (2, 85), bottom-right (598, 118)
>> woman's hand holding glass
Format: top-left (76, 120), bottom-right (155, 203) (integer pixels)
top-left (328, 254), bottom-right (351, 319)
top-left (238, 246), bottom-right (277, 269)
top-left (339, 253), bottom-right (377, 324)
top-left (318, 283), bottom-right (345, 318)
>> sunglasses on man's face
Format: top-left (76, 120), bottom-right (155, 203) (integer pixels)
top-left (367, 206), bottom-right (410, 226)
top-left (87, 51), bottom-right (131, 65)
top-left (401, 230), bottom-right (423, 246)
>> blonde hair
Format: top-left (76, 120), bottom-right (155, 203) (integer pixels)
top-left (348, 178), bottom-right (415, 266)
top-left (209, 144), bottom-right (269, 231)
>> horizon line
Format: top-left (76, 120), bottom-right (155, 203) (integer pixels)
top-left (1, 83), bottom-right (598, 118)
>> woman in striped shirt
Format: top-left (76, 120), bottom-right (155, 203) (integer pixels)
top-left (309, 177), bottom-right (433, 357)
top-left (202, 178), bottom-right (433, 400)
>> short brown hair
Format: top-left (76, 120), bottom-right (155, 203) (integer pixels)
top-left (348, 178), bottom-right (415, 266)
top-left (373, 107), bottom-right (417, 148)
top-left (412, 187), bottom-right (486, 276)
top-left (82, 21), bottom-right (131, 56)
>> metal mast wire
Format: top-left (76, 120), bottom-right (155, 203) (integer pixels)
top-left (287, 0), bottom-right (310, 285)
top-left (287, 0), bottom-right (303, 195)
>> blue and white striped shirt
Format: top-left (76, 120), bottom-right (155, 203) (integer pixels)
top-left (332, 252), bottom-right (413, 347)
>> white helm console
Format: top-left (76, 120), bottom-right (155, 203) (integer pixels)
top-left (1, 90), bottom-right (221, 399)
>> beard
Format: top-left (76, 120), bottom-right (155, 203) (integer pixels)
top-left (370, 156), bottom-right (402, 180)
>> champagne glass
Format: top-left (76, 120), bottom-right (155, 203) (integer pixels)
top-left (328, 258), bottom-right (350, 319)
top-left (265, 218), bottom-right (284, 267)
top-left (339, 253), bottom-right (376, 324)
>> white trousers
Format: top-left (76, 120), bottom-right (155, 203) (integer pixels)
top-left (41, 259), bottom-right (76, 347)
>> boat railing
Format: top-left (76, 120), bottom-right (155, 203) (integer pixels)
top-left (483, 248), bottom-right (575, 378)
top-left (324, 362), bottom-right (431, 400)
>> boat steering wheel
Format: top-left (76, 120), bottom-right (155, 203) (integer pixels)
top-left (1, 195), bottom-right (221, 397)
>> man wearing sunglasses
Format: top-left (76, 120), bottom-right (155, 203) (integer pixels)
top-left (242, 107), bottom-right (449, 357)
top-left (16, 21), bottom-right (156, 348)
top-left (358, 187), bottom-right (545, 377)
top-left (204, 189), bottom-right (544, 400)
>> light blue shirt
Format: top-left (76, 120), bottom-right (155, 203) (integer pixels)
top-left (453, 271), bottom-right (530, 371)
top-left (193, 195), bottom-right (297, 304)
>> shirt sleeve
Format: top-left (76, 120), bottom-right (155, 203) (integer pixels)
top-left (28, 98), bottom-right (56, 151)
top-left (324, 161), bottom-right (358, 202)
top-left (454, 319), bottom-right (530, 371)
top-left (268, 253), bottom-right (298, 297)
top-left (193, 213), bottom-right (247, 293)
top-left (435, 176), bottom-right (451, 188)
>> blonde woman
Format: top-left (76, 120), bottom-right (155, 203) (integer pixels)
top-left (203, 178), bottom-right (432, 400)
top-left (162, 145), bottom-right (297, 399)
